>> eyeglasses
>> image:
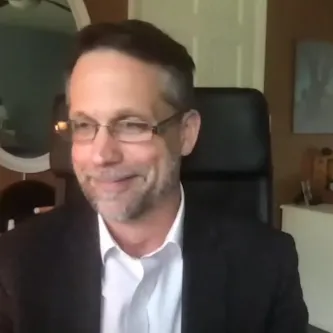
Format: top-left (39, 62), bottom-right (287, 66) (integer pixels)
top-left (54, 112), bottom-right (183, 143)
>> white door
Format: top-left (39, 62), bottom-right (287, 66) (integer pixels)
top-left (129, 0), bottom-right (267, 91)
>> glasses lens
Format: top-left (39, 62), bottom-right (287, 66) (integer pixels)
top-left (114, 121), bottom-right (153, 142)
top-left (71, 121), bottom-right (96, 142)
top-left (55, 120), bottom-right (155, 143)
top-left (55, 120), bottom-right (96, 142)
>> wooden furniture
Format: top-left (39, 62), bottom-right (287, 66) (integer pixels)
top-left (83, 0), bottom-right (128, 23)
top-left (281, 204), bottom-right (333, 332)
top-left (299, 148), bottom-right (333, 205)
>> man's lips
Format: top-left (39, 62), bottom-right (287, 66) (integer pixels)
top-left (91, 175), bottom-right (137, 191)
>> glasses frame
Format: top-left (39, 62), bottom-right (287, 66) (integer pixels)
top-left (55, 111), bottom-right (184, 143)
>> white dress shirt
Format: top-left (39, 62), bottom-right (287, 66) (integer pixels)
top-left (99, 186), bottom-right (184, 333)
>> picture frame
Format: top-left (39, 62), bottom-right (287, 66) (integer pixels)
top-left (293, 40), bottom-right (333, 134)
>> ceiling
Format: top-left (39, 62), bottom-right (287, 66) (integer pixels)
top-left (0, 0), bottom-right (77, 33)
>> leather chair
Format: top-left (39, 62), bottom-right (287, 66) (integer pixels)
top-left (49, 94), bottom-right (82, 206)
top-left (50, 88), bottom-right (273, 225)
top-left (181, 87), bottom-right (273, 225)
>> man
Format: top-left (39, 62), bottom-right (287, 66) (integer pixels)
top-left (0, 20), bottom-right (308, 333)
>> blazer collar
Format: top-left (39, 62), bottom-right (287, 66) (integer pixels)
top-left (65, 191), bottom-right (227, 333)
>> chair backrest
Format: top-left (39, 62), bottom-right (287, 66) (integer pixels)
top-left (50, 88), bottom-right (273, 225)
top-left (49, 93), bottom-right (83, 206)
top-left (181, 87), bottom-right (272, 225)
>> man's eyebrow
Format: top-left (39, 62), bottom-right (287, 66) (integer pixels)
top-left (70, 108), bottom-right (154, 122)
top-left (69, 111), bottom-right (96, 121)
top-left (113, 108), bottom-right (152, 121)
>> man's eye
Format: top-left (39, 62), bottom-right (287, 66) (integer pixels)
top-left (73, 122), bottom-right (93, 130)
top-left (117, 121), bottom-right (150, 132)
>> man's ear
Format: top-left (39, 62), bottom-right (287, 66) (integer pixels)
top-left (180, 109), bottom-right (201, 157)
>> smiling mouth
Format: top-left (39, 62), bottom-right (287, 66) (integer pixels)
top-left (91, 175), bottom-right (137, 191)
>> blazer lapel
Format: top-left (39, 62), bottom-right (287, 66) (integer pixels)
top-left (18, 200), bottom-right (102, 333)
top-left (58, 203), bottom-right (102, 333)
top-left (181, 200), bottom-right (227, 333)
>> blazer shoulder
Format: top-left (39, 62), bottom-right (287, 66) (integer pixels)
top-left (0, 205), bottom-right (69, 259)
top-left (216, 215), bottom-right (297, 261)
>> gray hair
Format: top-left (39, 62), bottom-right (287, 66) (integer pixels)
top-left (65, 20), bottom-right (196, 112)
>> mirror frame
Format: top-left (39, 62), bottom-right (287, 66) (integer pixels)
top-left (0, 0), bottom-right (90, 173)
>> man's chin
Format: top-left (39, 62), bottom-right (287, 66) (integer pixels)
top-left (98, 210), bottom-right (137, 224)
top-left (95, 199), bottom-right (142, 223)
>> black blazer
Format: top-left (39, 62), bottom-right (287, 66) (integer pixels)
top-left (0, 194), bottom-right (308, 333)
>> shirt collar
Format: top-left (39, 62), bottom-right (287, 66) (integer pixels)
top-left (98, 213), bottom-right (116, 263)
top-left (98, 184), bottom-right (185, 262)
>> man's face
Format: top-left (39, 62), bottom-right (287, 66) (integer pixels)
top-left (68, 49), bottom-right (200, 222)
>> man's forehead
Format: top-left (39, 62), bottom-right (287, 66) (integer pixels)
top-left (68, 50), bottom-right (173, 119)
top-left (69, 54), bottom-right (160, 93)
top-left (68, 99), bottom-right (172, 121)
top-left (71, 49), bottom-right (161, 78)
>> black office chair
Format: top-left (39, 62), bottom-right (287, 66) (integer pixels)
top-left (50, 88), bottom-right (273, 225)
top-left (49, 93), bottom-right (83, 206)
top-left (181, 88), bottom-right (273, 225)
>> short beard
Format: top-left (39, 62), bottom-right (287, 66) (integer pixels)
top-left (75, 156), bottom-right (181, 224)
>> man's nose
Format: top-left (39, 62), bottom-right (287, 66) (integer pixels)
top-left (91, 126), bottom-right (123, 166)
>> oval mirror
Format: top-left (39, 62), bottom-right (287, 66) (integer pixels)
top-left (0, 0), bottom-right (89, 173)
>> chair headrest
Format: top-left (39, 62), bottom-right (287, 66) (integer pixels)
top-left (181, 87), bottom-right (271, 175)
top-left (50, 94), bottom-right (72, 177)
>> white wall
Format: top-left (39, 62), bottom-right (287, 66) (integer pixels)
top-left (129, 0), bottom-right (267, 91)
top-left (282, 204), bottom-right (333, 332)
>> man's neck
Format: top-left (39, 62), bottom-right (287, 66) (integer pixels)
top-left (104, 188), bottom-right (182, 258)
